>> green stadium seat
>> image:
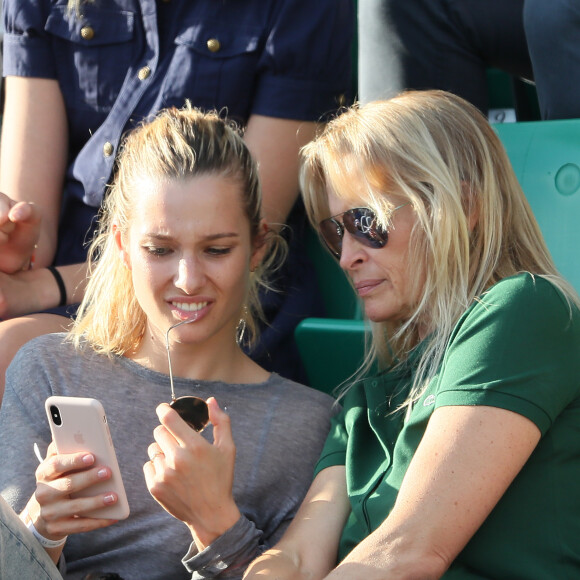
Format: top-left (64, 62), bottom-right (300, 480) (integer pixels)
top-left (304, 224), bottom-right (361, 320)
top-left (494, 119), bottom-right (580, 293)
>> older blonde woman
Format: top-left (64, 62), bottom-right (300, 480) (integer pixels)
top-left (244, 90), bottom-right (580, 579)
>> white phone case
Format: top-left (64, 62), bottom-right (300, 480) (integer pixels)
top-left (45, 396), bottom-right (130, 520)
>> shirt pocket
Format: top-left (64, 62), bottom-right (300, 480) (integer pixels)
top-left (45, 5), bottom-right (135, 112)
top-left (160, 20), bottom-right (263, 122)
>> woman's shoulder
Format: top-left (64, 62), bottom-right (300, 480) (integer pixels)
top-left (14, 332), bottom-right (71, 358)
top-left (456, 272), bottom-right (580, 348)
top-left (6, 334), bottom-right (78, 393)
top-left (11, 333), bottom-right (105, 374)
top-left (478, 272), bottom-right (576, 315)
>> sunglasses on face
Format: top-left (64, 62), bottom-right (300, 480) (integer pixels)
top-left (165, 319), bottom-right (209, 432)
top-left (319, 205), bottom-right (408, 259)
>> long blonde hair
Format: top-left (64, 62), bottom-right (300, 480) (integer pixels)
top-left (301, 90), bottom-right (580, 407)
top-left (70, 105), bottom-right (282, 356)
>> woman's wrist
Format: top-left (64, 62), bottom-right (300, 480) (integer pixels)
top-left (21, 505), bottom-right (67, 547)
top-left (46, 266), bottom-right (67, 307)
top-left (24, 267), bottom-right (67, 311)
top-left (26, 519), bottom-right (67, 548)
top-left (188, 504), bottom-right (242, 550)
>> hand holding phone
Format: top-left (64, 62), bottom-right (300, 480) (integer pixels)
top-left (45, 396), bottom-right (130, 520)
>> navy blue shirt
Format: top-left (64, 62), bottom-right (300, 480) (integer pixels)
top-left (3, 0), bottom-right (354, 266)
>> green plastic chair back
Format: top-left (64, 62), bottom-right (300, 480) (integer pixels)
top-left (494, 119), bottom-right (580, 294)
top-left (297, 228), bottom-right (364, 394)
top-left (295, 318), bottom-right (368, 396)
top-left (305, 225), bottom-right (361, 319)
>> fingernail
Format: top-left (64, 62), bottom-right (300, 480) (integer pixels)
top-left (83, 454), bottom-right (95, 465)
top-left (97, 468), bottom-right (109, 479)
top-left (103, 494), bottom-right (116, 504)
top-left (11, 206), bottom-right (25, 220)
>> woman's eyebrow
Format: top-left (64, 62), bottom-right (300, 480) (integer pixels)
top-left (143, 232), bottom-right (240, 241)
top-left (204, 232), bottom-right (240, 241)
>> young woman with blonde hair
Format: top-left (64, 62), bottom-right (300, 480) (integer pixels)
top-left (0, 106), bottom-right (335, 580)
top-left (0, 0), bottom-right (354, 400)
top-left (244, 90), bottom-right (580, 579)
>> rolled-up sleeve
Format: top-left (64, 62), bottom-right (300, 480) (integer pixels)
top-left (314, 411), bottom-right (348, 476)
top-left (3, 0), bottom-right (57, 78)
top-left (252, 0), bottom-right (355, 121)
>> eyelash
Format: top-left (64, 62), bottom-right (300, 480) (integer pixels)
top-left (143, 246), bottom-right (233, 257)
top-left (206, 247), bottom-right (232, 256)
top-left (144, 246), bottom-right (171, 257)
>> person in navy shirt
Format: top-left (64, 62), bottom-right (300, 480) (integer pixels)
top-left (0, 0), bottom-right (354, 393)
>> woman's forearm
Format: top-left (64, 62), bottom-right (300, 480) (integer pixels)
top-left (0, 262), bottom-right (87, 319)
top-left (244, 467), bottom-right (350, 580)
top-left (0, 77), bottom-right (68, 267)
top-left (243, 548), bottom-right (311, 579)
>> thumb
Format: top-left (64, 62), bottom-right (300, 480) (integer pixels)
top-left (9, 201), bottom-right (42, 228)
top-left (207, 397), bottom-right (234, 450)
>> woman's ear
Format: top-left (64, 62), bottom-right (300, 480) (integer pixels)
top-left (113, 223), bottom-right (132, 270)
top-left (250, 220), bottom-right (269, 272)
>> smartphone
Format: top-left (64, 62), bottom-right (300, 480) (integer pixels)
top-left (45, 396), bottom-right (130, 520)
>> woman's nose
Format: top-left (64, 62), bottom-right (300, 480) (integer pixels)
top-left (174, 256), bottom-right (204, 292)
top-left (339, 232), bottom-right (367, 271)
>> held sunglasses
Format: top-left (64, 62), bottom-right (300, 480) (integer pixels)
top-left (319, 204), bottom-right (409, 259)
top-left (165, 318), bottom-right (210, 432)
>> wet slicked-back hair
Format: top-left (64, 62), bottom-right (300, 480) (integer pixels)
top-left (71, 105), bottom-right (281, 355)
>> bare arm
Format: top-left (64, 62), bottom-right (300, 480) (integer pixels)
top-left (0, 76), bottom-right (68, 267)
top-left (0, 262), bottom-right (88, 320)
top-left (0, 77), bottom-right (91, 315)
top-left (243, 115), bottom-right (319, 228)
top-left (0, 193), bottom-right (41, 273)
top-left (325, 405), bottom-right (541, 579)
top-left (243, 466), bottom-right (351, 580)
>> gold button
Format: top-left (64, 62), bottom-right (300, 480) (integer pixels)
top-left (103, 142), bottom-right (114, 157)
top-left (138, 66), bottom-right (151, 81)
top-left (80, 25), bottom-right (94, 40)
top-left (206, 38), bottom-right (221, 53)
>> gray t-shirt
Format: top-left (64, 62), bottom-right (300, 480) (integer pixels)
top-left (0, 333), bottom-right (337, 580)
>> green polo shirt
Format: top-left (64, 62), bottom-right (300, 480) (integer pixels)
top-left (315, 273), bottom-right (580, 578)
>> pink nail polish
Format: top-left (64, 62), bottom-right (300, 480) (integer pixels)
top-left (97, 468), bottom-right (109, 479)
top-left (104, 494), bottom-right (116, 504)
top-left (83, 454), bottom-right (95, 465)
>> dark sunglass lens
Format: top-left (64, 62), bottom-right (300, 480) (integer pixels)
top-left (170, 396), bottom-right (209, 432)
top-left (344, 209), bottom-right (388, 248)
top-left (319, 219), bottom-right (343, 257)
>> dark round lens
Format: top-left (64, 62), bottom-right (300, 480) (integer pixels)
top-left (348, 208), bottom-right (388, 248)
top-left (319, 218), bottom-right (342, 258)
top-left (170, 396), bottom-right (209, 432)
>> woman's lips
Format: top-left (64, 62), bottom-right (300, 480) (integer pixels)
top-left (169, 299), bottom-right (211, 320)
top-left (354, 279), bottom-right (383, 297)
